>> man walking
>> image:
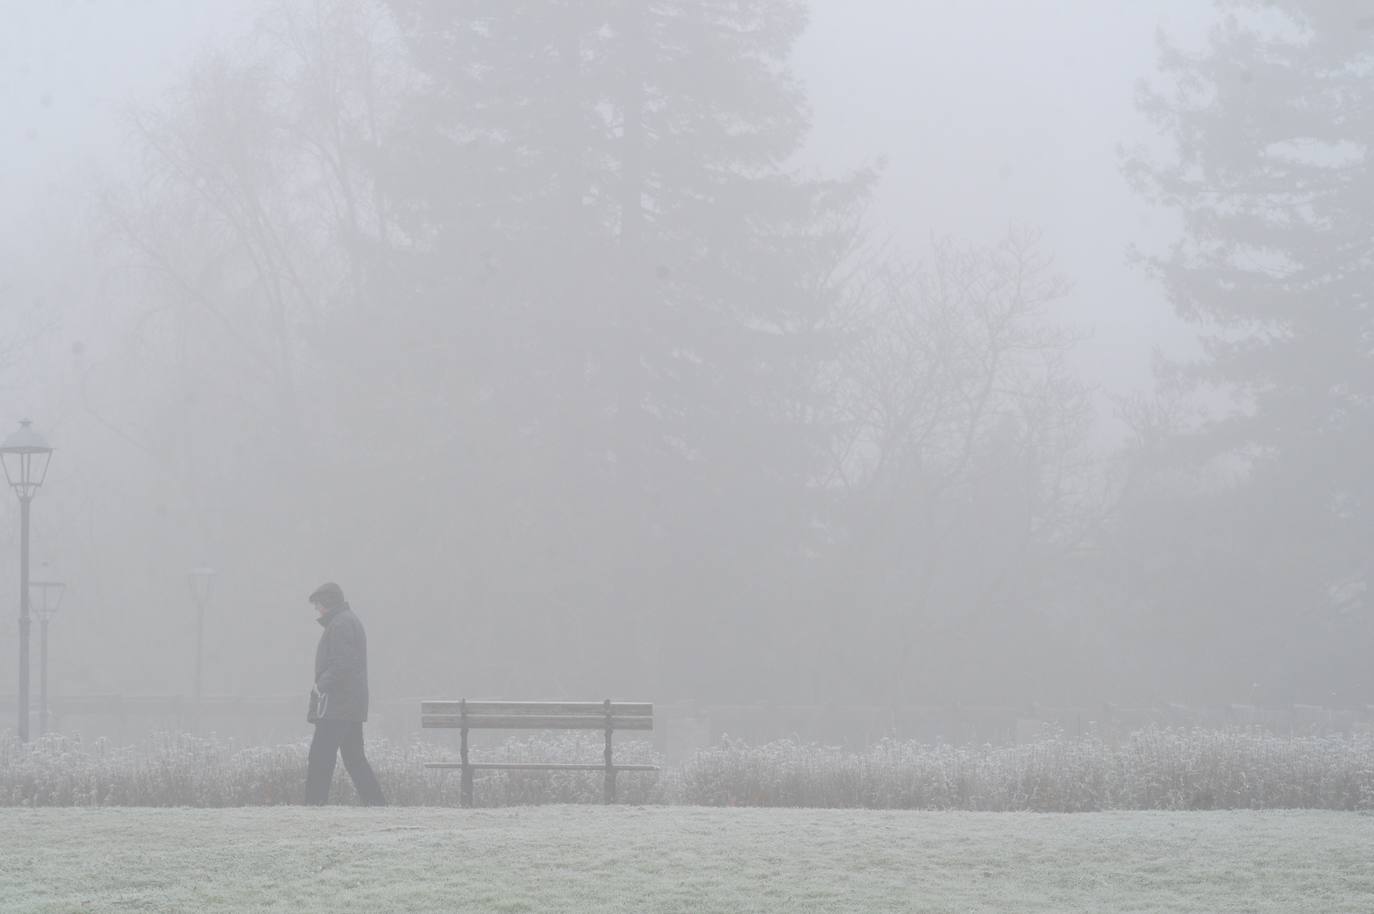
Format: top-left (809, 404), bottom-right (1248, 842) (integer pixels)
top-left (305, 581), bottom-right (386, 806)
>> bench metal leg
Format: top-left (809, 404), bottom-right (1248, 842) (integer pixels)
top-left (461, 726), bottom-right (472, 808)
top-left (604, 704), bottom-right (615, 804)
top-left (604, 768), bottom-right (616, 805)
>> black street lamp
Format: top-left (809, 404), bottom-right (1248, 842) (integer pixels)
top-left (188, 565), bottom-right (216, 722)
top-left (0, 420), bottom-right (53, 743)
top-left (30, 579), bottom-right (65, 737)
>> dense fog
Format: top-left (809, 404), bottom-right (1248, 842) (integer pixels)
top-left (1, 0), bottom-right (1369, 718)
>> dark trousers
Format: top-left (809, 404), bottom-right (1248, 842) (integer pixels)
top-left (305, 719), bottom-right (387, 806)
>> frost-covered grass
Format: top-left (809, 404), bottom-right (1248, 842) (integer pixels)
top-left (1, 806), bottom-right (1371, 913)
top-left (4, 727), bottom-right (1374, 810)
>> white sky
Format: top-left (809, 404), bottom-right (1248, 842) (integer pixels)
top-left (796, 1), bottom-right (1213, 405)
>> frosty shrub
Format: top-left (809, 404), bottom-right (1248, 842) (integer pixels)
top-left (0, 730), bottom-right (663, 807)
top-left (676, 728), bottom-right (1374, 810)
top-left (3, 727), bottom-right (1373, 810)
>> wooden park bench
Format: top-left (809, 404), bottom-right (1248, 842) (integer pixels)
top-left (420, 699), bottom-right (658, 806)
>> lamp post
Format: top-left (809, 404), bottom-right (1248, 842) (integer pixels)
top-left (0, 420), bottom-right (54, 743)
top-left (188, 565), bottom-right (216, 723)
top-left (30, 579), bottom-right (65, 737)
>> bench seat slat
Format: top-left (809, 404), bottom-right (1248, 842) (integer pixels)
top-left (421, 714), bottom-right (653, 730)
top-left (423, 762), bottom-right (660, 772)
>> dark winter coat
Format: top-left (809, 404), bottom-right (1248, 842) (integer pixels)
top-left (313, 604), bottom-right (370, 723)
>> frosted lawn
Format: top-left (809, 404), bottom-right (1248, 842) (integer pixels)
top-left (1, 806), bottom-right (1371, 913)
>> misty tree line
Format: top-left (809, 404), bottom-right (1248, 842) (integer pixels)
top-left (3, 0), bottom-right (1370, 707)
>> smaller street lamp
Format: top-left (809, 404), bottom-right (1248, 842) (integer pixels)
top-left (30, 580), bottom-right (65, 737)
top-left (188, 565), bottom-right (216, 722)
top-left (1, 419), bottom-right (54, 743)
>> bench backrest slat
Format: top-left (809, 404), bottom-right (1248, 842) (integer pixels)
top-left (420, 700), bottom-right (653, 731)
top-left (422, 714), bottom-right (652, 730)
top-left (422, 700), bottom-right (650, 716)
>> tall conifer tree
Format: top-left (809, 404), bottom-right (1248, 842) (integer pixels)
top-left (1127, 1), bottom-right (1374, 698)
top-left (378, 1), bottom-right (871, 695)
